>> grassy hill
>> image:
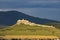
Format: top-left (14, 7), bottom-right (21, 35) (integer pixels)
top-left (0, 24), bottom-right (60, 37)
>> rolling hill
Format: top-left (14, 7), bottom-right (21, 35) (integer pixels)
top-left (0, 11), bottom-right (60, 26)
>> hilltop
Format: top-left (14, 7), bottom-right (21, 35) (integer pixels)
top-left (16, 19), bottom-right (54, 28)
top-left (0, 19), bottom-right (60, 37)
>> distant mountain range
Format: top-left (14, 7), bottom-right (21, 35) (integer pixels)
top-left (0, 11), bottom-right (60, 26)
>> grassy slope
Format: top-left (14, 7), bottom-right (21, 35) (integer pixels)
top-left (0, 24), bottom-right (60, 37)
top-left (44, 22), bottom-right (60, 29)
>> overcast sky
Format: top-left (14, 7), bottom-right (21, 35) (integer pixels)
top-left (0, 0), bottom-right (60, 21)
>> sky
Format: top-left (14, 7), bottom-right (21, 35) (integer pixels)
top-left (0, 0), bottom-right (60, 21)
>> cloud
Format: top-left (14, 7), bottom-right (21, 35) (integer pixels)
top-left (0, 0), bottom-right (60, 9)
top-left (0, 0), bottom-right (60, 21)
top-left (0, 0), bottom-right (60, 1)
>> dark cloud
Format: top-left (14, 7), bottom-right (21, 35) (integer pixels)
top-left (0, 0), bottom-right (60, 9)
top-left (0, 0), bottom-right (60, 21)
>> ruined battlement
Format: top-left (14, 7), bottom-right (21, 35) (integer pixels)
top-left (16, 19), bottom-right (55, 28)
